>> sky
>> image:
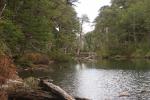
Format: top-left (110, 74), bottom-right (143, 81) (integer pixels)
top-left (74, 0), bottom-right (111, 33)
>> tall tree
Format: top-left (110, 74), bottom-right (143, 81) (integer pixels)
top-left (90, 0), bottom-right (150, 57)
top-left (77, 14), bottom-right (89, 55)
top-left (0, 0), bottom-right (80, 59)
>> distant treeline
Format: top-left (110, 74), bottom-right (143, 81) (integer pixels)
top-left (85, 0), bottom-right (150, 58)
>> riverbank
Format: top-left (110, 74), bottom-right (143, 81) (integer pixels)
top-left (2, 77), bottom-right (89, 100)
top-left (0, 53), bottom-right (92, 100)
top-left (94, 53), bottom-right (150, 61)
top-left (2, 52), bottom-right (150, 100)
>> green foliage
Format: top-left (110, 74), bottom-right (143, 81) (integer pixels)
top-left (84, 32), bottom-right (96, 51)
top-left (87, 0), bottom-right (150, 58)
top-left (0, 0), bottom-right (79, 63)
top-left (17, 58), bottom-right (33, 68)
top-left (17, 52), bottom-right (50, 67)
top-left (0, 40), bottom-right (8, 55)
top-left (24, 77), bottom-right (39, 90)
top-left (49, 50), bottom-right (73, 62)
top-left (0, 20), bottom-right (23, 55)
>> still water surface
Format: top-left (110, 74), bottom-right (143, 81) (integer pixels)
top-left (20, 60), bottom-right (150, 100)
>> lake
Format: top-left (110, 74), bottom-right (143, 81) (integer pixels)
top-left (19, 59), bottom-right (150, 100)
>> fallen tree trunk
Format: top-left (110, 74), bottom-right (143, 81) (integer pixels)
top-left (40, 79), bottom-right (75, 100)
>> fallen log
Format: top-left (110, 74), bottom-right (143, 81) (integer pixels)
top-left (40, 79), bottom-right (75, 100)
top-left (39, 79), bottom-right (90, 100)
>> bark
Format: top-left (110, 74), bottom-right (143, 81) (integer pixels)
top-left (40, 80), bottom-right (75, 100)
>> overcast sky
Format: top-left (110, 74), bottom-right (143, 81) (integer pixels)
top-left (74, 0), bottom-right (111, 33)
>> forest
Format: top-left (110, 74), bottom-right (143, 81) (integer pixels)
top-left (85, 0), bottom-right (150, 59)
top-left (0, 0), bottom-right (81, 99)
top-left (1, 0), bottom-right (150, 100)
top-left (0, 0), bottom-right (81, 63)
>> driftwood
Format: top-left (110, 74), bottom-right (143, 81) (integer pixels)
top-left (40, 79), bottom-right (90, 100)
top-left (40, 79), bottom-right (75, 100)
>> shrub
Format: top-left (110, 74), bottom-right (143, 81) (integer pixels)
top-left (49, 50), bottom-right (73, 62)
top-left (23, 77), bottom-right (39, 90)
top-left (17, 52), bottom-right (50, 67)
top-left (131, 49), bottom-right (144, 58)
top-left (145, 51), bottom-right (150, 58)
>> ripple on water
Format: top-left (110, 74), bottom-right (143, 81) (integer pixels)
top-left (19, 60), bottom-right (150, 100)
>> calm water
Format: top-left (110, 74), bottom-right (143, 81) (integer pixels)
top-left (20, 60), bottom-right (150, 100)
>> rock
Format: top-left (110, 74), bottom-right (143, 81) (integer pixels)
top-left (119, 91), bottom-right (130, 97)
top-left (2, 79), bottom-right (23, 90)
top-left (7, 79), bottom-right (23, 84)
top-left (75, 97), bottom-right (91, 100)
top-left (140, 90), bottom-right (147, 93)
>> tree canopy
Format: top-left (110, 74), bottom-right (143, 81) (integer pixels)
top-left (85, 0), bottom-right (150, 58)
top-left (0, 0), bottom-right (80, 59)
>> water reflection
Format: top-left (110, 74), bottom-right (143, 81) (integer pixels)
top-left (19, 60), bottom-right (150, 100)
top-left (75, 63), bottom-right (87, 71)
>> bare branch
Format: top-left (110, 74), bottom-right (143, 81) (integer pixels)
top-left (0, 3), bottom-right (6, 20)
